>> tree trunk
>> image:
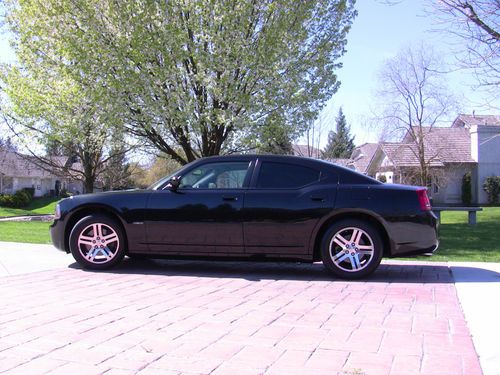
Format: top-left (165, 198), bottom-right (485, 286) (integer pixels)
top-left (84, 176), bottom-right (95, 194)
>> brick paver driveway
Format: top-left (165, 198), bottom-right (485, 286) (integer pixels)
top-left (0, 254), bottom-right (481, 375)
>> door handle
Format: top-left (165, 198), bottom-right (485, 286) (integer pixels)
top-left (222, 196), bottom-right (238, 201)
top-left (310, 196), bottom-right (325, 202)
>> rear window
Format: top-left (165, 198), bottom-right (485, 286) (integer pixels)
top-left (257, 162), bottom-right (320, 189)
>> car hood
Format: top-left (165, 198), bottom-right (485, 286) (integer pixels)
top-left (58, 189), bottom-right (152, 212)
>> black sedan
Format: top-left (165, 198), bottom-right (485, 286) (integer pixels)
top-left (50, 155), bottom-right (438, 279)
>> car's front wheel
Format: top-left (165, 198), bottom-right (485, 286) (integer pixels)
top-left (69, 215), bottom-right (126, 270)
top-left (321, 219), bottom-right (383, 279)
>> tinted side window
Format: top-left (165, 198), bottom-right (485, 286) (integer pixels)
top-left (179, 162), bottom-right (250, 189)
top-left (257, 162), bottom-right (320, 189)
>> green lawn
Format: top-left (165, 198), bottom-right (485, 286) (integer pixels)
top-left (0, 221), bottom-right (52, 244)
top-left (0, 207), bottom-right (499, 262)
top-left (0, 197), bottom-right (60, 217)
top-left (407, 207), bottom-right (500, 262)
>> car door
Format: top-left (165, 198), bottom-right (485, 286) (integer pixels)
top-left (243, 160), bottom-right (337, 255)
top-left (145, 161), bottom-right (252, 255)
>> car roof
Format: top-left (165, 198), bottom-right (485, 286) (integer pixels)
top-left (198, 154), bottom-right (326, 164)
top-left (199, 154), bottom-right (356, 172)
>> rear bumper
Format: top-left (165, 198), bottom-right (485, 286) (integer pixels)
top-left (387, 211), bottom-right (439, 257)
top-left (393, 240), bottom-right (439, 257)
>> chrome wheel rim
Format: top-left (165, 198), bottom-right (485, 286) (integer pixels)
top-left (77, 223), bottom-right (120, 264)
top-left (329, 227), bottom-right (375, 273)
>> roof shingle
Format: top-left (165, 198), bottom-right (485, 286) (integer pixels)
top-left (452, 114), bottom-right (500, 128)
top-left (0, 150), bottom-right (67, 178)
top-left (380, 126), bottom-right (475, 167)
top-left (351, 143), bottom-right (378, 173)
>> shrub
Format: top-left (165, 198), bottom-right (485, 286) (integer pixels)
top-left (377, 175), bottom-right (387, 183)
top-left (0, 194), bottom-right (15, 207)
top-left (59, 188), bottom-right (72, 198)
top-left (0, 189), bottom-right (33, 208)
top-left (15, 190), bottom-right (31, 207)
top-left (22, 187), bottom-right (35, 199)
top-left (483, 176), bottom-right (500, 204)
top-left (461, 172), bottom-right (472, 205)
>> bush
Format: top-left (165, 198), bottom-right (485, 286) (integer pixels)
top-left (377, 175), bottom-right (387, 183)
top-left (0, 189), bottom-right (33, 208)
top-left (15, 190), bottom-right (31, 207)
top-left (483, 176), bottom-right (500, 204)
top-left (462, 172), bottom-right (472, 205)
top-left (0, 194), bottom-right (15, 207)
top-left (22, 187), bottom-right (35, 199)
top-left (59, 188), bottom-right (72, 198)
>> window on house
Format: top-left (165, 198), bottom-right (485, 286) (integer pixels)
top-left (4, 177), bottom-right (13, 190)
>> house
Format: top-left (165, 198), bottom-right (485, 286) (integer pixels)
top-left (0, 150), bottom-right (83, 197)
top-left (351, 114), bottom-right (500, 205)
top-left (292, 144), bottom-right (322, 159)
top-left (327, 158), bottom-right (352, 168)
top-left (350, 143), bottom-right (379, 174)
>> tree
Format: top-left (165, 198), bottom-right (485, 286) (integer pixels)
top-left (257, 118), bottom-right (294, 155)
top-left (1, 4), bottom-right (139, 193)
top-left (301, 111), bottom-right (327, 158)
top-left (102, 130), bottom-right (134, 191)
top-left (0, 75), bottom-right (130, 193)
top-left (321, 107), bottom-right (355, 159)
top-left (3, 0), bottom-right (356, 165)
top-left (131, 155), bottom-right (182, 189)
top-left (375, 44), bottom-right (457, 186)
top-left (483, 175), bottom-right (500, 204)
top-left (427, 0), bottom-right (499, 89)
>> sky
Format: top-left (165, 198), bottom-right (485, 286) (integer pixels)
top-left (315, 0), bottom-right (499, 146)
top-left (0, 0), bottom-right (498, 148)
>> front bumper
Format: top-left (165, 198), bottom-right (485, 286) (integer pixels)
top-left (50, 220), bottom-right (68, 253)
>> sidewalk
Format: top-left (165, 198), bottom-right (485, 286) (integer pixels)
top-left (0, 242), bottom-right (498, 374)
top-left (450, 262), bottom-right (500, 375)
top-left (0, 242), bottom-right (69, 276)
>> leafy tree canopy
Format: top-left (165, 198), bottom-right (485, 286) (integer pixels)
top-left (3, 0), bottom-right (356, 165)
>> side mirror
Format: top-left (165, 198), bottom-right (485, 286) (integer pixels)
top-left (166, 176), bottom-right (181, 190)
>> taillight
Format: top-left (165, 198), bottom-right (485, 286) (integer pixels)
top-left (416, 189), bottom-right (431, 211)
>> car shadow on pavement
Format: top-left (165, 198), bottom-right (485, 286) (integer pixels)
top-left (68, 258), bottom-right (500, 284)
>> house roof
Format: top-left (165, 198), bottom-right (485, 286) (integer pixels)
top-left (380, 143), bottom-right (444, 167)
top-left (292, 144), bottom-right (321, 158)
top-left (350, 143), bottom-right (378, 173)
top-left (380, 126), bottom-right (475, 168)
top-left (0, 150), bottom-right (67, 178)
top-left (452, 114), bottom-right (500, 128)
top-left (326, 158), bottom-right (352, 167)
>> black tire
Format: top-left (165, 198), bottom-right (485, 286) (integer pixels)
top-left (321, 219), bottom-right (383, 279)
top-left (69, 214), bottom-right (126, 270)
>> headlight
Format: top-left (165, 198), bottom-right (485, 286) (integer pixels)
top-left (54, 203), bottom-right (61, 220)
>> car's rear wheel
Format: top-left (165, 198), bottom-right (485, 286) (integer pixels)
top-left (69, 215), bottom-right (126, 270)
top-left (321, 219), bottom-right (383, 279)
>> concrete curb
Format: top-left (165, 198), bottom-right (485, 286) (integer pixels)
top-left (0, 214), bottom-right (54, 222)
